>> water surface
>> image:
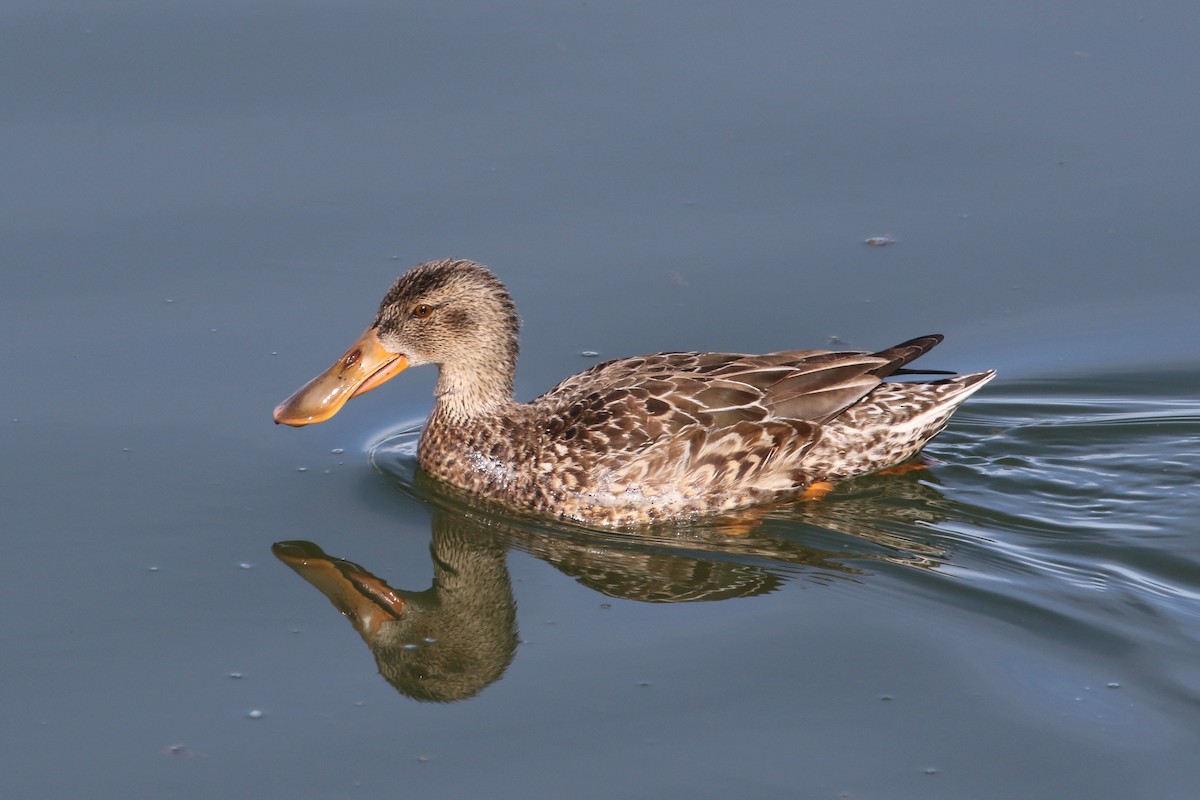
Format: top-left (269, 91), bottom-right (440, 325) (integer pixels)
top-left (3, 2), bottom-right (1198, 798)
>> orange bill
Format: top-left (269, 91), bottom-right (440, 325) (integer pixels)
top-left (272, 541), bottom-right (406, 642)
top-left (273, 327), bottom-right (409, 426)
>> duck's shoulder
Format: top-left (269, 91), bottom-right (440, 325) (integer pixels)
top-left (537, 351), bottom-right (730, 400)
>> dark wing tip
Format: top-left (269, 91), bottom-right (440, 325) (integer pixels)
top-left (869, 334), bottom-right (944, 377)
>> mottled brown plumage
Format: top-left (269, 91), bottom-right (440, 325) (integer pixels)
top-left (275, 259), bottom-right (995, 527)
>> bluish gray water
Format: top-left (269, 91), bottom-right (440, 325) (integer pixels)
top-left (3, 2), bottom-right (1198, 798)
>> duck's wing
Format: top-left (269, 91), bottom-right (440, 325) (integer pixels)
top-left (532, 336), bottom-right (955, 489)
top-left (539, 334), bottom-right (947, 434)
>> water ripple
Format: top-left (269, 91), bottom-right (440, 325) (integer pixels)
top-left (928, 369), bottom-right (1200, 659)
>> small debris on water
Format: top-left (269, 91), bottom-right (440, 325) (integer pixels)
top-left (296, 467), bottom-right (307, 472)
top-left (580, 350), bottom-right (599, 358)
top-left (599, 603), bottom-right (611, 609)
top-left (1106, 682), bottom-right (1121, 689)
top-left (148, 566), bottom-right (160, 572)
top-left (416, 755), bottom-right (432, 763)
top-left (879, 694), bottom-right (894, 701)
top-left (923, 767), bottom-right (938, 776)
top-left (247, 709), bottom-right (264, 719)
top-left (863, 235), bottom-right (896, 247)
top-left (238, 563), bottom-right (253, 570)
top-left (227, 672), bottom-right (244, 679)
top-left (330, 448), bottom-right (345, 455)
top-left (162, 743), bottom-right (205, 757)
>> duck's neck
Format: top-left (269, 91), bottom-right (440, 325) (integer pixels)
top-left (431, 356), bottom-right (519, 421)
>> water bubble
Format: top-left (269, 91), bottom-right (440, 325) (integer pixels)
top-left (581, 350), bottom-right (599, 358)
top-left (228, 672), bottom-right (244, 679)
top-left (238, 563), bottom-right (253, 570)
top-left (331, 448), bottom-right (345, 455)
top-left (1106, 682), bottom-right (1121, 689)
top-left (247, 709), bottom-right (264, 719)
top-left (296, 467), bottom-right (307, 472)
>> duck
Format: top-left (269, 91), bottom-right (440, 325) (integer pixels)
top-left (274, 259), bottom-right (994, 527)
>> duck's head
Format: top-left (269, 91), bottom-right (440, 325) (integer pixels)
top-left (273, 259), bottom-right (521, 426)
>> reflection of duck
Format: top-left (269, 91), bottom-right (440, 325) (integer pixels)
top-left (273, 519), bottom-right (517, 704)
top-left (275, 259), bottom-right (993, 527)
top-left (274, 469), bottom-right (956, 702)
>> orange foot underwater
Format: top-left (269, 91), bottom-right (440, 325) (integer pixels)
top-left (873, 459), bottom-right (933, 477)
top-left (800, 481), bottom-right (836, 501)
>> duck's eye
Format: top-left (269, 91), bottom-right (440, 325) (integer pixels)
top-left (413, 304), bottom-right (433, 319)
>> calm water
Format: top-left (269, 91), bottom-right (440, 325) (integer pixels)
top-left (3, 2), bottom-right (1199, 798)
